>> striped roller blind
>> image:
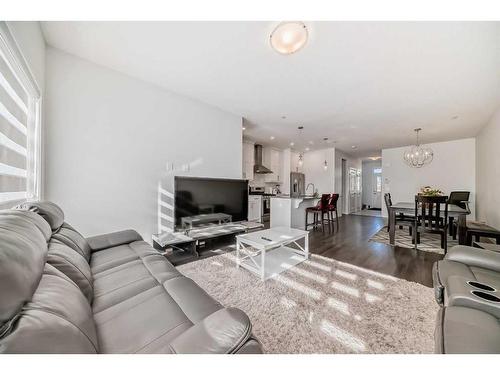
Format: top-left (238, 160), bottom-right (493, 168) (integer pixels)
top-left (0, 23), bottom-right (40, 206)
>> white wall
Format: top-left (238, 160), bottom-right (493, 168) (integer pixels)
top-left (45, 48), bottom-right (242, 241)
top-left (302, 148), bottom-right (335, 195)
top-left (476, 107), bottom-right (500, 229)
top-left (382, 138), bottom-right (476, 218)
top-left (362, 160), bottom-right (382, 207)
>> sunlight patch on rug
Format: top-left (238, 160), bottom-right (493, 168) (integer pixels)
top-left (178, 252), bottom-right (438, 354)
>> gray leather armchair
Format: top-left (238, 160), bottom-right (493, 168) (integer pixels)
top-left (0, 202), bottom-right (262, 354)
top-left (433, 245), bottom-right (500, 353)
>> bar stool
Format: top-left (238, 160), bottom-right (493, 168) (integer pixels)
top-left (305, 194), bottom-right (332, 233)
top-left (327, 193), bottom-right (340, 233)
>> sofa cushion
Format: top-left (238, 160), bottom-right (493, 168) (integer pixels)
top-left (91, 241), bottom-right (181, 314)
top-left (47, 239), bottom-right (93, 303)
top-left (90, 240), bottom-right (160, 275)
top-left (169, 308), bottom-right (252, 354)
top-left (93, 284), bottom-right (192, 353)
top-left (0, 264), bottom-right (98, 353)
top-left (87, 229), bottom-right (143, 253)
top-left (0, 210), bottom-right (48, 325)
top-left (16, 201), bottom-right (64, 232)
top-left (52, 222), bottom-right (92, 262)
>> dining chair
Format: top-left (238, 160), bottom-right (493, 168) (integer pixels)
top-left (447, 191), bottom-right (470, 238)
top-left (384, 193), bottom-right (417, 239)
top-left (415, 195), bottom-right (449, 253)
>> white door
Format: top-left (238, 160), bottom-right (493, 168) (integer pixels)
top-left (371, 168), bottom-right (382, 209)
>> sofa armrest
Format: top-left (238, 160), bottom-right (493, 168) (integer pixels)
top-left (169, 307), bottom-right (255, 354)
top-left (445, 245), bottom-right (500, 273)
top-left (86, 229), bottom-right (143, 252)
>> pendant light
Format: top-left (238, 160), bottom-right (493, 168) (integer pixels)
top-left (403, 128), bottom-right (434, 168)
top-left (323, 137), bottom-right (328, 171)
top-left (297, 126), bottom-right (304, 167)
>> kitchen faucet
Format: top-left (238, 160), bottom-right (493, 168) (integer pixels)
top-left (306, 183), bottom-right (315, 196)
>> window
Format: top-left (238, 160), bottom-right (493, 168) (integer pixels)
top-left (373, 168), bottom-right (382, 174)
top-left (0, 23), bottom-right (41, 207)
top-left (376, 175), bottom-right (382, 193)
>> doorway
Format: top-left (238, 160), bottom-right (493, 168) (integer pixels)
top-left (361, 159), bottom-right (382, 211)
top-left (341, 158), bottom-right (347, 214)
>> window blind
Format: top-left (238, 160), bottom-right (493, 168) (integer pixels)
top-left (0, 23), bottom-right (40, 206)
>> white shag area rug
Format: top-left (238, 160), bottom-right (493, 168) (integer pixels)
top-left (178, 251), bottom-right (438, 354)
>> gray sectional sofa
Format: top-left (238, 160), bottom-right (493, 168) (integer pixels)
top-left (0, 202), bottom-right (262, 354)
top-left (433, 245), bottom-right (500, 353)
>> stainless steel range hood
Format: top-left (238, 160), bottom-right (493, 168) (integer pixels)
top-left (253, 144), bottom-right (273, 174)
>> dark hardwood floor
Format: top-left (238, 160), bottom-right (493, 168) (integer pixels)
top-left (308, 214), bottom-right (443, 287)
top-left (172, 214), bottom-right (443, 287)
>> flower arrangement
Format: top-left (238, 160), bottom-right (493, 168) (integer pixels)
top-left (419, 186), bottom-right (444, 196)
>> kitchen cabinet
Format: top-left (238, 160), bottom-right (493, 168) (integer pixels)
top-left (248, 195), bottom-right (262, 222)
top-left (242, 141), bottom-right (254, 180)
top-left (264, 148), bottom-right (282, 183)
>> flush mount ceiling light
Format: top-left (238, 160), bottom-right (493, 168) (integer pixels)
top-left (403, 128), bottom-right (434, 168)
top-left (270, 22), bottom-right (308, 55)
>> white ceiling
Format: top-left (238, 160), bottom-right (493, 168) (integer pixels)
top-left (41, 21), bottom-right (500, 157)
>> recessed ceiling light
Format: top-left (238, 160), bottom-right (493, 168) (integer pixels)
top-left (290, 142), bottom-right (295, 146)
top-left (270, 136), bottom-right (275, 140)
top-left (305, 147), bottom-right (310, 151)
top-left (270, 22), bottom-right (308, 55)
top-left (351, 145), bottom-right (357, 149)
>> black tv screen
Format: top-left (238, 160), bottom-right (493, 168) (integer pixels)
top-left (174, 176), bottom-right (248, 230)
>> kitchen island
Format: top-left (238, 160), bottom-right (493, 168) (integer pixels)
top-left (270, 196), bottom-right (319, 230)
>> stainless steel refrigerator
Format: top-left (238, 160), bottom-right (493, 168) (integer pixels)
top-left (290, 172), bottom-right (305, 198)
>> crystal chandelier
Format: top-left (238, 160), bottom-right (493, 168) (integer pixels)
top-left (403, 128), bottom-right (433, 168)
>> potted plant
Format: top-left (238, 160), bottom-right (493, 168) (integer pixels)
top-left (419, 186), bottom-right (444, 196)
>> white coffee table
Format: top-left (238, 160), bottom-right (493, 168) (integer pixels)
top-left (235, 226), bottom-right (309, 281)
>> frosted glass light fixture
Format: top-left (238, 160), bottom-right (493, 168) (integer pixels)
top-left (270, 22), bottom-right (308, 55)
top-left (403, 128), bottom-right (433, 168)
top-left (323, 137), bottom-right (328, 171)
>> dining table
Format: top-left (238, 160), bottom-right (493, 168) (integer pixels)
top-left (388, 201), bottom-right (470, 246)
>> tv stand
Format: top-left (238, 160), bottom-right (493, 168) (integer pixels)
top-left (153, 221), bottom-right (264, 266)
top-left (181, 213), bottom-right (232, 230)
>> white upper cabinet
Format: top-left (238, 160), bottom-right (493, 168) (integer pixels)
top-left (264, 148), bottom-right (282, 183)
top-left (242, 141), bottom-right (254, 180)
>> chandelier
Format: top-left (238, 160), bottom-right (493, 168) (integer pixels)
top-left (403, 128), bottom-right (433, 168)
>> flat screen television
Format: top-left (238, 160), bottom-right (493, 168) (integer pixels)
top-left (174, 176), bottom-right (248, 230)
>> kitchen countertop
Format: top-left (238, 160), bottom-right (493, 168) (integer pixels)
top-left (273, 195), bottom-right (317, 199)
